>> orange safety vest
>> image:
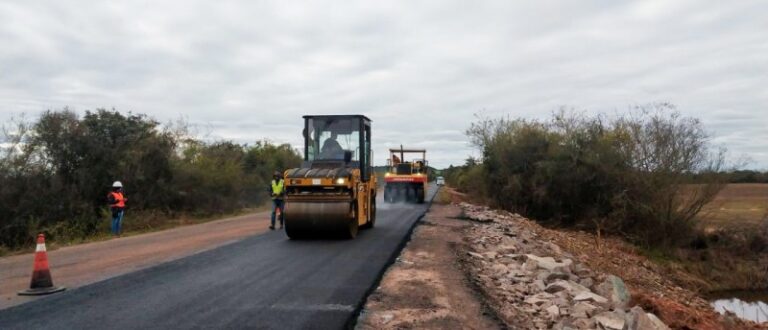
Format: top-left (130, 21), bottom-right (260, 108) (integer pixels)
top-left (109, 192), bottom-right (125, 208)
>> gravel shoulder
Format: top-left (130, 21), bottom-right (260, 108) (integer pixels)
top-left (457, 201), bottom-right (766, 330)
top-left (356, 203), bottom-right (501, 329)
top-left (359, 188), bottom-right (767, 329)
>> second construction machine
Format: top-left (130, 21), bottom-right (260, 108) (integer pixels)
top-left (383, 147), bottom-right (428, 203)
top-left (282, 115), bottom-right (376, 239)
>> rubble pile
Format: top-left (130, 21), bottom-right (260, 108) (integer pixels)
top-left (458, 202), bottom-right (669, 330)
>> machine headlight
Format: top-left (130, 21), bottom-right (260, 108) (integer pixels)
top-left (336, 178), bottom-right (346, 185)
top-left (385, 172), bottom-right (391, 177)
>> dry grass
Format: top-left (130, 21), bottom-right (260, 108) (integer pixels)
top-left (697, 184), bottom-right (768, 232)
top-left (671, 184), bottom-right (768, 292)
top-left (433, 187), bottom-right (453, 205)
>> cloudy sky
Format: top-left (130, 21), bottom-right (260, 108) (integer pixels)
top-left (1, 1), bottom-right (766, 168)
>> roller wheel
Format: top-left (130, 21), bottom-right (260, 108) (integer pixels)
top-left (385, 186), bottom-right (395, 203)
top-left (362, 196), bottom-right (376, 229)
top-left (417, 187), bottom-right (425, 204)
top-left (285, 226), bottom-right (306, 240)
top-left (342, 202), bottom-right (359, 239)
top-left (407, 187), bottom-right (416, 203)
top-left (343, 218), bottom-right (359, 238)
top-left (370, 197), bottom-right (377, 227)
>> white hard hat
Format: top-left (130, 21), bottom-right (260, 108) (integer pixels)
top-left (112, 181), bottom-right (123, 188)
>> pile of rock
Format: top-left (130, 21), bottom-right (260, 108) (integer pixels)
top-left (459, 203), bottom-right (669, 330)
top-left (459, 202), bottom-right (510, 223)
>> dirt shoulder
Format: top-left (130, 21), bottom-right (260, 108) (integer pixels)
top-left (356, 203), bottom-right (501, 329)
top-left (0, 210), bottom-right (272, 309)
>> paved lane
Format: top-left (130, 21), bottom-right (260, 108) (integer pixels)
top-left (0, 186), bottom-right (437, 330)
top-left (0, 210), bottom-right (273, 309)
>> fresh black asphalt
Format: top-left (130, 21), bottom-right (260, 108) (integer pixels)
top-left (0, 186), bottom-right (437, 330)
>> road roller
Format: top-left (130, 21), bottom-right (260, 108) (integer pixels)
top-left (383, 146), bottom-right (428, 204)
top-left (283, 115), bottom-right (377, 239)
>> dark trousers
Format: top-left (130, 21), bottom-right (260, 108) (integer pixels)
top-left (111, 208), bottom-right (124, 235)
top-left (271, 199), bottom-right (284, 227)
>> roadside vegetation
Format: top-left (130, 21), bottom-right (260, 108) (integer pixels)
top-left (0, 108), bottom-right (301, 253)
top-left (445, 104), bottom-right (768, 292)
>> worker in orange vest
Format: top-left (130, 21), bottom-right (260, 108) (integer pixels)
top-left (108, 181), bottom-right (127, 236)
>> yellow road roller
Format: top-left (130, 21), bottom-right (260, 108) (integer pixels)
top-left (283, 115), bottom-right (377, 239)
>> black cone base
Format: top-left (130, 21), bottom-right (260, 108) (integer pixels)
top-left (18, 286), bottom-right (66, 296)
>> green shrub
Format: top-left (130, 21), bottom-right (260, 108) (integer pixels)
top-left (462, 105), bottom-right (725, 247)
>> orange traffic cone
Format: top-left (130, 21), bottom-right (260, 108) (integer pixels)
top-left (18, 234), bottom-right (66, 296)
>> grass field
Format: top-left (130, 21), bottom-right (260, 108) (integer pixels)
top-left (697, 183), bottom-right (768, 231)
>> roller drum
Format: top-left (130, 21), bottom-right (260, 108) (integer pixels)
top-left (284, 201), bottom-right (355, 238)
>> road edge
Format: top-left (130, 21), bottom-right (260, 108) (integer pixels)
top-left (345, 186), bottom-right (439, 329)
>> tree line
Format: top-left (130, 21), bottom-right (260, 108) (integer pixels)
top-left (0, 108), bottom-right (301, 250)
top-left (445, 104), bottom-right (727, 247)
top-left (720, 170), bottom-right (768, 183)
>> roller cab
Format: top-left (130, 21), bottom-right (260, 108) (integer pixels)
top-left (283, 115), bottom-right (376, 239)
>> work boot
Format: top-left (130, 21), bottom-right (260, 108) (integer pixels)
top-left (269, 225), bottom-right (275, 230)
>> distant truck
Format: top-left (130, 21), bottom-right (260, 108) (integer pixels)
top-left (384, 147), bottom-right (428, 203)
top-left (436, 176), bottom-right (445, 186)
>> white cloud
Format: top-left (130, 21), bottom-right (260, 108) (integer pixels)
top-left (0, 0), bottom-right (766, 169)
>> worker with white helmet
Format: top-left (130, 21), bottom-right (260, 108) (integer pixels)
top-left (107, 181), bottom-right (128, 236)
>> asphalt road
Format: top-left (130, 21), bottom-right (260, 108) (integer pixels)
top-left (0, 185), bottom-right (437, 330)
top-left (1, 210), bottom-right (273, 309)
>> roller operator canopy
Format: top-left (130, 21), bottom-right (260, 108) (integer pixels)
top-left (303, 115), bottom-right (372, 164)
